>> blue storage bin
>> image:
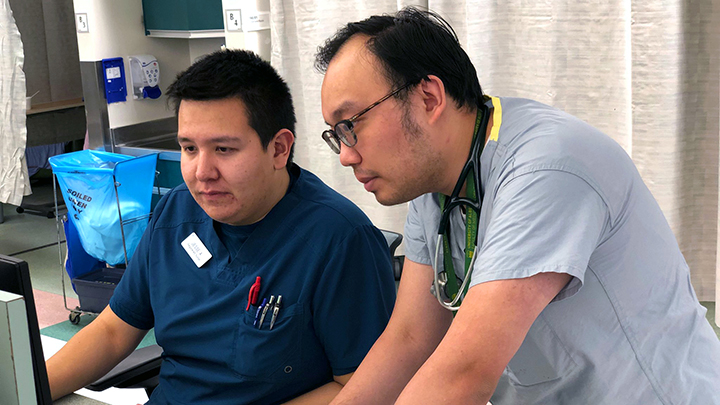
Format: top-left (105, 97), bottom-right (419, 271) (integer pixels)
top-left (49, 150), bottom-right (158, 265)
top-left (72, 267), bottom-right (125, 314)
top-left (63, 217), bottom-right (106, 292)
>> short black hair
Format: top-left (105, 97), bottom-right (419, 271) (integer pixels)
top-left (315, 7), bottom-right (483, 111)
top-left (167, 49), bottom-right (296, 163)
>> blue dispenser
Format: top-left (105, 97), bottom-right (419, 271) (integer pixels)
top-left (101, 57), bottom-right (127, 104)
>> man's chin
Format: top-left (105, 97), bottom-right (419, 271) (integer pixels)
top-left (199, 205), bottom-right (234, 224)
top-left (376, 197), bottom-right (396, 207)
top-left (373, 190), bottom-right (418, 206)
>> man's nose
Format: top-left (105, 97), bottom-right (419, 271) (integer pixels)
top-left (338, 143), bottom-right (361, 167)
top-left (195, 151), bottom-right (219, 181)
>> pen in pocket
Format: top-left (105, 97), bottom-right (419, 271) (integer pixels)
top-left (269, 295), bottom-right (282, 330)
top-left (246, 276), bottom-right (262, 311)
top-left (258, 295), bottom-right (275, 329)
top-left (253, 297), bottom-right (267, 327)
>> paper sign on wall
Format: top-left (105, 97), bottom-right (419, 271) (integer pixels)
top-left (76, 13), bottom-right (89, 33)
top-left (226, 9), bottom-right (241, 31)
top-left (242, 11), bottom-right (270, 32)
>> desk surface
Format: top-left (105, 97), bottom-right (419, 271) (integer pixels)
top-left (42, 335), bottom-right (149, 404)
top-left (55, 393), bottom-right (107, 405)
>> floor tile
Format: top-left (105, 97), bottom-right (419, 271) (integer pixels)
top-left (34, 288), bottom-right (80, 329)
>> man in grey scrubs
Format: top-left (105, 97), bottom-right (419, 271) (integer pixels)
top-left (316, 7), bottom-right (720, 404)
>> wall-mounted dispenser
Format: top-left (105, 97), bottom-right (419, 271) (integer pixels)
top-left (101, 57), bottom-right (127, 103)
top-left (129, 55), bottom-right (161, 100)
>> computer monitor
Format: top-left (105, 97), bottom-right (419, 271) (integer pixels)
top-left (0, 254), bottom-right (53, 404)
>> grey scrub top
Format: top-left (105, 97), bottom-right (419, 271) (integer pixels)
top-left (404, 96), bottom-right (720, 404)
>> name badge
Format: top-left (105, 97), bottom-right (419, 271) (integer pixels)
top-left (181, 232), bottom-right (212, 268)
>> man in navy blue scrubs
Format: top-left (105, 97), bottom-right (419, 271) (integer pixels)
top-left (47, 50), bottom-right (396, 404)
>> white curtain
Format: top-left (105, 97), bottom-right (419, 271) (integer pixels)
top-left (270, 0), bottom-right (409, 237)
top-left (0, 0), bottom-right (30, 206)
top-left (270, 0), bottom-right (720, 303)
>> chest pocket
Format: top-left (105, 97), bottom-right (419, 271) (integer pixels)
top-left (228, 302), bottom-right (304, 382)
top-left (504, 314), bottom-right (577, 387)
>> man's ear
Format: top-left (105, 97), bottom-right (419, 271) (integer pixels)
top-left (271, 129), bottom-right (295, 170)
top-left (419, 75), bottom-right (447, 125)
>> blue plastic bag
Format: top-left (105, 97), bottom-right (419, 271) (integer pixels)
top-left (49, 150), bottom-right (157, 265)
top-left (63, 217), bottom-right (105, 292)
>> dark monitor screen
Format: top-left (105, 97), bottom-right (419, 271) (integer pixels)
top-left (0, 254), bottom-right (53, 404)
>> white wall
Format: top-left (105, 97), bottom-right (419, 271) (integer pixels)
top-left (73, 0), bottom-right (223, 129)
top-left (222, 0), bottom-right (270, 59)
top-left (189, 38), bottom-right (226, 64)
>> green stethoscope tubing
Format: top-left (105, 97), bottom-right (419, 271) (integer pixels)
top-left (433, 98), bottom-right (493, 312)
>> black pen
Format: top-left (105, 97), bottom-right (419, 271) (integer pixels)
top-left (269, 295), bottom-right (282, 330)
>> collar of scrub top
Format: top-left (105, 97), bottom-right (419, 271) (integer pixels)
top-left (210, 164), bottom-right (304, 275)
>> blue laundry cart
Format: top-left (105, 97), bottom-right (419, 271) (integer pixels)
top-left (49, 150), bottom-right (157, 323)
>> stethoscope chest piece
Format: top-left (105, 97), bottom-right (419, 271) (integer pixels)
top-left (432, 235), bottom-right (480, 311)
top-left (435, 270), bottom-right (450, 301)
top-left (432, 266), bottom-right (463, 302)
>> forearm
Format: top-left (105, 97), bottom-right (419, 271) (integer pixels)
top-left (396, 273), bottom-right (573, 404)
top-left (395, 351), bottom-right (496, 405)
top-left (393, 310), bottom-right (502, 404)
top-left (283, 381), bottom-right (344, 404)
top-left (332, 260), bottom-right (453, 404)
top-left (331, 327), bottom-right (441, 404)
top-left (46, 308), bottom-right (146, 400)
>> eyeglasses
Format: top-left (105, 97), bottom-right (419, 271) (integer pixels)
top-left (322, 82), bottom-right (414, 154)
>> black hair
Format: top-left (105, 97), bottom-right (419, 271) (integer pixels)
top-left (167, 49), bottom-right (296, 163)
top-left (315, 7), bottom-right (483, 111)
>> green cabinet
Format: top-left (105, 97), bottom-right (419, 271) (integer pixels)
top-left (142, 0), bottom-right (224, 38)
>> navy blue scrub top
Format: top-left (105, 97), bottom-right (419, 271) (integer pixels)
top-left (110, 164), bottom-right (396, 404)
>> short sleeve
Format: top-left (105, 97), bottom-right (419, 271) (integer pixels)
top-left (471, 170), bottom-right (609, 301)
top-left (108, 194), bottom-right (166, 330)
top-left (311, 225), bottom-right (396, 376)
top-left (404, 197), bottom-right (433, 265)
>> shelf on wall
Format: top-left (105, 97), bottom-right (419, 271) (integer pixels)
top-left (27, 98), bottom-right (84, 115)
top-left (145, 29), bottom-right (225, 38)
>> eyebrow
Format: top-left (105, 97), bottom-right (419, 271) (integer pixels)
top-left (177, 135), bottom-right (242, 144)
top-left (325, 100), bottom-right (360, 126)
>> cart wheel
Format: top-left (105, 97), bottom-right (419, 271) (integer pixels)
top-left (16, 207), bottom-right (24, 214)
top-left (46, 211), bottom-right (55, 219)
top-left (69, 311), bottom-right (81, 325)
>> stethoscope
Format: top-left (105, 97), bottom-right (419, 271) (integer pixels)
top-left (432, 98), bottom-right (493, 311)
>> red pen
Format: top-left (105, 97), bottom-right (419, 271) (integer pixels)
top-left (246, 276), bottom-right (261, 310)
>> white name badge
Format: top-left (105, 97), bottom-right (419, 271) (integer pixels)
top-left (181, 232), bottom-right (212, 268)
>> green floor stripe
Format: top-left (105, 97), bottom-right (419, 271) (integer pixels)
top-left (41, 314), bottom-right (157, 349)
